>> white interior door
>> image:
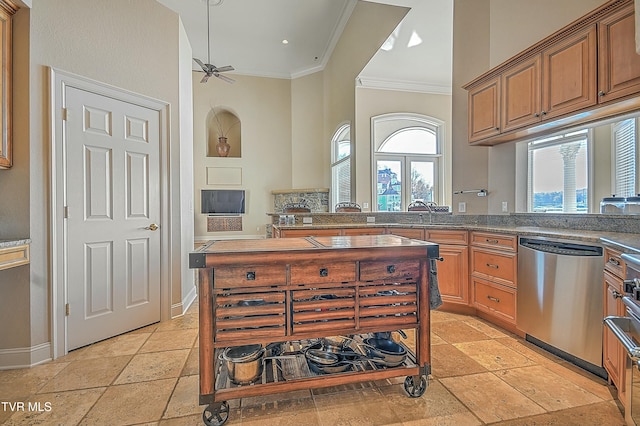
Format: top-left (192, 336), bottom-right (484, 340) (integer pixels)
top-left (65, 86), bottom-right (161, 350)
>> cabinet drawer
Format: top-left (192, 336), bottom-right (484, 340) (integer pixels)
top-left (426, 229), bottom-right (468, 245)
top-left (291, 286), bottom-right (356, 335)
top-left (214, 265), bottom-right (286, 288)
top-left (471, 231), bottom-right (517, 251)
top-left (471, 247), bottom-right (517, 287)
top-left (290, 262), bottom-right (356, 284)
top-left (473, 277), bottom-right (516, 324)
top-left (358, 282), bottom-right (418, 330)
top-left (359, 260), bottom-right (420, 282)
top-left (213, 290), bottom-right (286, 343)
top-left (604, 247), bottom-right (625, 279)
top-left (388, 228), bottom-right (425, 240)
top-left (343, 227), bottom-right (386, 236)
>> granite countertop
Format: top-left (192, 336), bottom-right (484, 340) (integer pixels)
top-left (0, 239), bottom-right (31, 249)
top-left (273, 223), bottom-right (640, 253)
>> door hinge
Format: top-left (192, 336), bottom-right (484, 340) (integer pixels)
top-left (62, 108), bottom-right (68, 121)
top-left (65, 303), bottom-right (70, 316)
top-left (63, 206), bottom-right (69, 219)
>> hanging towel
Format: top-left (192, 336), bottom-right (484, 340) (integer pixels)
top-left (429, 258), bottom-right (443, 310)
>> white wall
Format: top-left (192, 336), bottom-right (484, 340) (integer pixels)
top-left (354, 87), bottom-right (453, 210)
top-left (0, 0), bottom-right (194, 365)
top-left (192, 75), bottom-right (293, 240)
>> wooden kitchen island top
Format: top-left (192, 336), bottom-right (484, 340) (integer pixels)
top-left (190, 235), bottom-right (440, 425)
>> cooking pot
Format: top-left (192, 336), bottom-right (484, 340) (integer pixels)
top-left (320, 335), bottom-right (353, 352)
top-left (220, 344), bottom-right (265, 385)
top-left (305, 348), bottom-right (340, 365)
top-left (362, 338), bottom-right (407, 367)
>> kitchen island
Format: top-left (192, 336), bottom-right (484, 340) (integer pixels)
top-left (190, 235), bottom-right (439, 425)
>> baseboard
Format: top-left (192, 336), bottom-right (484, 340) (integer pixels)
top-left (171, 284), bottom-right (197, 318)
top-left (0, 342), bottom-right (52, 370)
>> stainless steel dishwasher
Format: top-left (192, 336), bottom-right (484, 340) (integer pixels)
top-left (517, 236), bottom-right (604, 377)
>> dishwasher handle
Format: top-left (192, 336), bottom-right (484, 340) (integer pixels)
top-left (519, 237), bottom-right (603, 257)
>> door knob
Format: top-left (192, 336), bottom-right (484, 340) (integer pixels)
top-left (145, 223), bottom-right (159, 231)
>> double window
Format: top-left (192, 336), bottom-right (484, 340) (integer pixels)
top-left (372, 114), bottom-right (443, 212)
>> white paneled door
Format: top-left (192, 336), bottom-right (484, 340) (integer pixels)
top-left (65, 86), bottom-right (161, 350)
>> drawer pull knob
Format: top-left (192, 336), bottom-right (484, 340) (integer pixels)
top-left (319, 268), bottom-right (329, 277)
top-left (387, 265), bottom-right (396, 273)
top-left (246, 271), bottom-right (256, 280)
top-left (612, 290), bottom-right (623, 299)
top-left (486, 239), bottom-right (499, 244)
top-left (486, 263), bottom-right (499, 269)
top-left (487, 295), bottom-right (500, 303)
top-left (609, 258), bottom-right (620, 266)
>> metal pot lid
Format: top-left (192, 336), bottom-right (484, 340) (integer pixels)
top-left (223, 344), bottom-right (263, 362)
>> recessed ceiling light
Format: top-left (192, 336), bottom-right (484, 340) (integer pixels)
top-left (282, 39), bottom-right (289, 45)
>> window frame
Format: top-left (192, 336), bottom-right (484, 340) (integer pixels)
top-left (331, 122), bottom-right (351, 211)
top-left (371, 113), bottom-right (444, 212)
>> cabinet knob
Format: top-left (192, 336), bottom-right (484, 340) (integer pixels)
top-left (246, 271), bottom-right (256, 280)
top-left (541, 111), bottom-right (547, 116)
top-left (612, 290), bottom-right (623, 299)
top-left (319, 268), bottom-right (329, 277)
top-left (598, 91), bottom-right (606, 97)
top-left (387, 265), bottom-right (396, 274)
top-left (534, 113), bottom-right (540, 117)
top-left (495, 127), bottom-right (500, 131)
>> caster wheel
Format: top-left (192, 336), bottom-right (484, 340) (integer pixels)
top-left (202, 401), bottom-right (230, 426)
top-left (404, 375), bottom-right (428, 398)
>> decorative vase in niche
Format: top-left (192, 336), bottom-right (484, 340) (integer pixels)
top-left (216, 136), bottom-right (230, 157)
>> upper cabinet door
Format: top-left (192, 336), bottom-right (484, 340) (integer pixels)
top-left (598, 3), bottom-right (640, 103)
top-left (541, 25), bottom-right (597, 120)
top-left (0, 4), bottom-right (13, 169)
top-left (501, 55), bottom-right (542, 133)
top-left (467, 76), bottom-right (501, 143)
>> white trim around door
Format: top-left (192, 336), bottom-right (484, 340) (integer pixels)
top-left (49, 68), bottom-right (172, 359)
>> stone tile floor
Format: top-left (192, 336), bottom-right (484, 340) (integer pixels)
top-left (0, 303), bottom-right (626, 425)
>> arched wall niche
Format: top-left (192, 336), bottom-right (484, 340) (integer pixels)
top-left (206, 107), bottom-right (242, 157)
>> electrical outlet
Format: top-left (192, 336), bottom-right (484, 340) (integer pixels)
top-left (303, 217), bottom-right (313, 224)
top-left (363, 202), bottom-right (369, 209)
top-left (502, 201), bottom-right (508, 212)
top-left (458, 202), bottom-right (466, 213)
top-left (366, 216), bottom-right (376, 223)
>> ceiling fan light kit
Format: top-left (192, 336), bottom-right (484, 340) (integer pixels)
top-left (193, 0), bottom-right (234, 83)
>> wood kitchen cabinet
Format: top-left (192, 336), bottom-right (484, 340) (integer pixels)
top-left (603, 247), bottom-right (627, 406)
top-left (467, 76), bottom-right (501, 142)
top-left (471, 231), bottom-right (518, 331)
top-left (0, 1), bottom-right (16, 169)
top-left (597, 3), bottom-right (640, 103)
top-left (464, 0), bottom-right (639, 146)
top-left (426, 229), bottom-right (470, 307)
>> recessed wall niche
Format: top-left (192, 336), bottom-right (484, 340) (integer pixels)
top-left (207, 107), bottom-right (241, 158)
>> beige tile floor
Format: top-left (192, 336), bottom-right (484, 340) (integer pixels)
top-left (0, 303), bottom-right (627, 425)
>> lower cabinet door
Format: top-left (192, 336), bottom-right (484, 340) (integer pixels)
top-left (437, 244), bottom-right (469, 305)
top-left (472, 277), bottom-right (516, 324)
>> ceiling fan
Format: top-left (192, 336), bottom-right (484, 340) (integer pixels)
top-left (193, 0), bottom-right (235, 84)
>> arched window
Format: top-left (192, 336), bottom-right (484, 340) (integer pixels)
top-left (331, 123), bottom-right (351, 210)
top-left (372, 114), bottom-right (443, 211)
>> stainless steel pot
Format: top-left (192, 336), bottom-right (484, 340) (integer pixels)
top-left (362, 338), bottom-right (407, 366)
top-left (220, 344), bottom-right (265, 385)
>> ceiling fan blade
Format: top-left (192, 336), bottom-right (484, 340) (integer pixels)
top-left (215, 73), bottom-right (235, 84)
top-left (193, 58), bottom-right (206, 69)
top-left (200, 73), bottom-right (210, 83)
top-left (215, 65), bottom-right (235, 73)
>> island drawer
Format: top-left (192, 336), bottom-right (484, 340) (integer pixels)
top-left (290, 262), bottom-right (356, 284)
top-left (213, 290), bottom-right (286, 342)
top-left (291, 286), bottom-right (356, 334)
top-left (359, 260), bottom-right (420, 281)
top-left (214, 265), bottom-right (286, 288)
top-left (425, 229), bottom-right (468, 245)
top-left (471, 231), bottom-right (517, 251)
